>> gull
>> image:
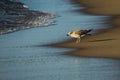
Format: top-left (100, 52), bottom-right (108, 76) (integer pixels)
top-left (67, 29), bottom-right (92, 43)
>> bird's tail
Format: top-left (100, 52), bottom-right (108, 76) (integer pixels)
top-left (84, 29), bottom-right (93, 34)
top-left (85, 29), bottom-right (93, 35)
top-left (87, 29), bottom-right (93, 33)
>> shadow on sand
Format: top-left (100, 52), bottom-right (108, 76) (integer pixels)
top-left (89, 38), bottom-right (116, 42)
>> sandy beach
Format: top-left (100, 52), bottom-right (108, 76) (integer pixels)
top-left (49, 0), bottom-right (120, 59)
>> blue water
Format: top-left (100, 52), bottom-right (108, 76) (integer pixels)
top-left (0, 0), bottom-right (120, 80)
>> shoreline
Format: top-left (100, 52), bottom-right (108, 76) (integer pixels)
top-left (47, 0), bottom-right (120, 59)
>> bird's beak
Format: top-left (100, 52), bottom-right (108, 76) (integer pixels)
top-left (67, 34), bottom-right (69, 36)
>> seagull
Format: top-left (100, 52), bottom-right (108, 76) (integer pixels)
top-left (67, 29), bottom-right (92, 43)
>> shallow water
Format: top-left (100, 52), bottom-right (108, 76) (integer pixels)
top-left (0, 0), bottom-right (120, 80)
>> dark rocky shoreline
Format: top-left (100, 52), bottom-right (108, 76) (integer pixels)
top-left (0, 0), bottom-right (57, 35)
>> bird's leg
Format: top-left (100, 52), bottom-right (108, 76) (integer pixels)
top-left (78, 37), bottom-right (81, 42)
top-left (76, 38), bottom-right (81, 43)
top-left (76, 38), bottom-right (78, 43)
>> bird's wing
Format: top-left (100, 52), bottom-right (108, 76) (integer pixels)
top-left (74, 29), bottom-right (92, 35)
top-left (81, 29), bottom-right (92, 34)
top-left (80, 30), bottom-right (88, 34)
top-left (73, 30), bottom-right (82, 34)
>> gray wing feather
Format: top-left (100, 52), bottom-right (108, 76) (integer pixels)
top-left (74, 29), bottom-right (92, 35)
top-left (74, 30), bottom-right (84, 35)
top-left (74, 30), bottom-right (81, 33)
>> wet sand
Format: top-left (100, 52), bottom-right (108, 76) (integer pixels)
top-left (49, 0), bottom-right (120, 59)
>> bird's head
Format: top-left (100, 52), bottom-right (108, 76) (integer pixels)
top-left (67, 32), bottom-right (72, 36)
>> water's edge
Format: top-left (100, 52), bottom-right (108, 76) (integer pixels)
top-left (0, 0), bottom-right (57, 35)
